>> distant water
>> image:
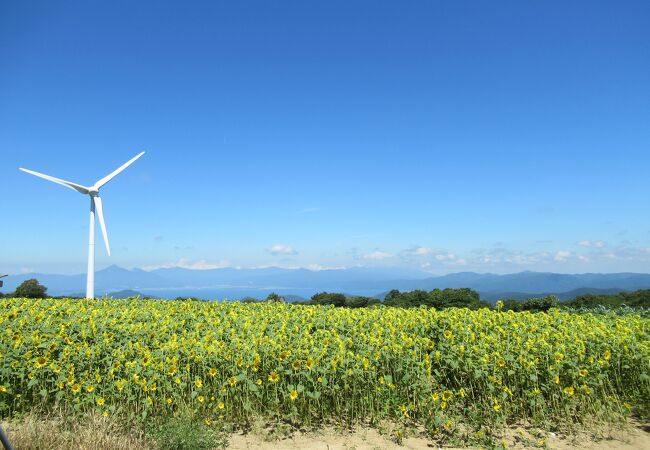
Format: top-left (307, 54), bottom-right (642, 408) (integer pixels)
top-left (136, 287), bottom-right (381, 301)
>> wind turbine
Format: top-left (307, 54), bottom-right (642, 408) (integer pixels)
top-left (20, 152), bottom-right (145, 299)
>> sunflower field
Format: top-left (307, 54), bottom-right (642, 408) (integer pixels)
top-left (1, 297), bottom-right (648, 440)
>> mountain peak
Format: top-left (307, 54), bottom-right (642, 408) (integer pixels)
top-left (98, 265), bottom-right (130, 273)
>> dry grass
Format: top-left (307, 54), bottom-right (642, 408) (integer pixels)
top-left (1, 413), bottom-right (154, 450)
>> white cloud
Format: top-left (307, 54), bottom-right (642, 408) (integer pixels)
top-left (301, 207), bottom-right (320, 213)
top-left (251, 263), bottom-right (348, 271)
top-left (433, 252), bottom-right (467, 265)
top-left (305, 263), bottom-right (347, 271)
top-left (402, 246), bottom-right (434, 256)
top-left (267, 244), bottom-right (298, 255)
top-left (577, 255), bottom-right (591, 262)
top-left (362, 251), bottom-right (394, 260)
top-left (600, 245), bottom-right (650, 260)
top-left (506, 254), bottom-right (540, 265)
top-left (434, 253), bottom-right (456, 262)
top-left (554, 251), bottom-right (571, 262)
top-left (470, 248), bottom-right (556, 267)
top-left (142, 258), bottom-right (233, 271)
top-left (577, 240), bottom-right (605, 248)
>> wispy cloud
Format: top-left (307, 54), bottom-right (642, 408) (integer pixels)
top-left (305, 263), bottom-right (346, 271)
top-left (600, 244), bottom-right (650, 261)
top-left (471, 243), bottom-right (650, 268)
top-left (554, 250), bottom-right (572, 262)
top-left (399, 246), bottom-right (466, 266)
top-left (434, 253), bottom-right (455, 262)
top-left (576, 240), bottom-right (605, 248)
top-left (143, 258), bottom-right (232, 271)
top-left (401, 246), bottom-right (434, 257)
top-left (434, 252), bottom-right (467, 265)
top-left (470, 247), bottom-right (550, 266)
top-left (362, 251), bottom-right (394, 260)
top-left (300, 207), bottom-right (320, 213)
top-left (267, 244), bottom-right (298, 255)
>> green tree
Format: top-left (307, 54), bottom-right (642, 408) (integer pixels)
top-left (384, 287), bottom-right (487, 309)
top-left (383, 289), bottom-right (404, 306)
top-left (345, 296), bottom-right (380, 308)
top-left (310, 292), bottom-right (346, 307)
top-left (266, 292), bottom-right (285, 303)
top-left (436, 288), bottom-right (486, 309)
top-left (14, 279), bottom-right (48, 298)
top-left (500, 295), bottom-right (557, 312)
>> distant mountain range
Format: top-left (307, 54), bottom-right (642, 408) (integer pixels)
top-left (2, 265), bottom-right (650, 301)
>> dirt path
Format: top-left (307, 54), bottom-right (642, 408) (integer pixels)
top-left (228, 423), bottom-right (650, 450)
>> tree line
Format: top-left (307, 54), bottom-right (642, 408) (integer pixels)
top-left (255, 288), bottom-right (650, 311)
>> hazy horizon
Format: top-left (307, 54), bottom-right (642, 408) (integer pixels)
top-left (9, 263), bottom-right (650, 277)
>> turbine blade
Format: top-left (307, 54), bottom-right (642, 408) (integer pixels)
top-left (19, 168), bottom-right (90, 194)
top-left (94, 151), bottom-right (145, 190)
top-left (94, 196), bottom-right (111, 256)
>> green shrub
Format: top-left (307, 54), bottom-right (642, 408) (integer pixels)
top-left (148, 416), bottom-right (227, 450)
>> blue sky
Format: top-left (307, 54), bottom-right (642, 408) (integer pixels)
top-left (1, 0), bottom-right (649, 275)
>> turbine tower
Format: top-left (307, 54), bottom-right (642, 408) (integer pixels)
top-left (20, 152), bottom-right (145, 299)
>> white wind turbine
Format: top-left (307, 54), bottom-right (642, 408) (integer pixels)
top-left (20, 152), bottom-right (145, 299)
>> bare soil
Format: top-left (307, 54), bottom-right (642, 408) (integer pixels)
top-left (228, 422), bottom-right (650, 450)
